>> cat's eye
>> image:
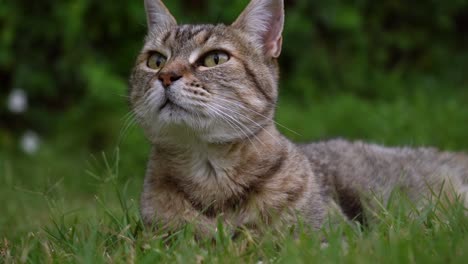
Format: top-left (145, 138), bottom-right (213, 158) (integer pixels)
top-left (202, 51), bottom-right (230, 67)
top-left (147, 52), bottom-right (167, 70)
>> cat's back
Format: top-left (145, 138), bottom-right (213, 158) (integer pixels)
top-left (299, 139), bottom-right (468, 202)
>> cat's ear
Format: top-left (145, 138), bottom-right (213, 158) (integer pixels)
top-left (144, 0), bottom-right (177, 31)
top-left (232, 0), bottom-right (284, 58)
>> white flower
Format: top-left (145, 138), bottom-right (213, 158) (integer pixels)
top-left (20, 131), bottom-right (40, 155)
top-left (7, 89), bottom-right (28, 114)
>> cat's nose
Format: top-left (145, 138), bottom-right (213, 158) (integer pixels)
top-left (158, 72), bottom-right (182, 88)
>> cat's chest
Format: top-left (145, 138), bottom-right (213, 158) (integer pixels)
top-left (169, 151), bottom-right (247, 205)
top-left (179, 152), bottom-right (234, 187)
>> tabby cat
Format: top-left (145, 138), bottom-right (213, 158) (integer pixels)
top-left (129, 0), bottom-right (468, 236)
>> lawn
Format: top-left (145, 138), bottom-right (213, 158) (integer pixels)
top-left (1, 91), bottom-right (468, 263)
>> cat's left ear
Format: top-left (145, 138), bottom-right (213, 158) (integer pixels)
top-left (232, 0), bottom-right (284, 58)
top-left (144, 0), bottom-right (177, 31)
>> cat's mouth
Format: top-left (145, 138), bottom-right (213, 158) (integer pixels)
top-left (159, 99), bottom-right (171, 111)
top-left (159, 98), bottom-right (191, 114)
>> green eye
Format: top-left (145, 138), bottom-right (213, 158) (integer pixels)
top-left (147, 52), bottom-right (167, 70)
top-left (203, 51), bottom-right (230, 67)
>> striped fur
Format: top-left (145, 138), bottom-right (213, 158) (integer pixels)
top-left (130, 0), bottom-right (468, 237)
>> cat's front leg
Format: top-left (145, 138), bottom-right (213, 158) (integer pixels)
top-left (140, 185), bottom-right (223, 239)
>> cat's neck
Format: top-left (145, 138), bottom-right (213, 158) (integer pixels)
top-left (150, 123), bottom-right (287, 179)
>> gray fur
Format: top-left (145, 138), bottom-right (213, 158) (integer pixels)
top-left (301, 139), bottom-right (468, 221)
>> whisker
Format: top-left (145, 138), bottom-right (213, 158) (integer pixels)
top-left (210, 102), bottom-right (283, 146)
top-left (117, 107), bottom-right (145, 146)
top-left (201, 103), bottom-right (263, 153)
top-left (211, 95), bottom-right (302, 136)
top-left (118, 90), bottom-right (157, 145)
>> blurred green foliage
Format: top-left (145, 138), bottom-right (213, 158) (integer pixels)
top-left (0, 0), bottom-right (467, 151)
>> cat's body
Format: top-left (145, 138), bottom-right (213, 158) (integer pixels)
top-left (130, 0), bottom-right (468, 236)
top-left (301, 140), bottom-right (468, 222)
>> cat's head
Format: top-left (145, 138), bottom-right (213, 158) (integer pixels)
top-left (130, 0), bottom-right (284, 144)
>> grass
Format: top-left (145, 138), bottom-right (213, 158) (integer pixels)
top-left (1, 92), bottom-right (468, 263)
top-left (2, 157), bottom-right (468, 263)
top-left (1, 175), bottom-right (467, 263)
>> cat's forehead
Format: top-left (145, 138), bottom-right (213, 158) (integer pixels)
top-left (144, 24), bottom-right (244, 57)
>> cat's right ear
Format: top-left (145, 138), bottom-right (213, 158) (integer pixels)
top-left (144, 0), bottom-right (177, 31)
top-left (232, 0), bottom-right (284, 58)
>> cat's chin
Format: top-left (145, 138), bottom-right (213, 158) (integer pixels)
top-left (158, 101), bottom-right (194, 119)
top-left (142, 119), bottom-right (245, 146)
top-left (140, 105), bottom-right (251, 145)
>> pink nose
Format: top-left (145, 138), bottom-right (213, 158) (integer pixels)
top-left (158, 72), bottom-right (182, 88)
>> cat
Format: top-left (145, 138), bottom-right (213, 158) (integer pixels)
top-left (129, 0), bottom-right (468, 237)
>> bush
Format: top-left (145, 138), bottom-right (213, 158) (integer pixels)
top-left (1, 0), bottom-right (467, 150)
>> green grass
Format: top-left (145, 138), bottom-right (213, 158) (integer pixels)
top-left (1, 174), bottom-right (467, 263)
top-left (1, 92), bottom-right (468, 263)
